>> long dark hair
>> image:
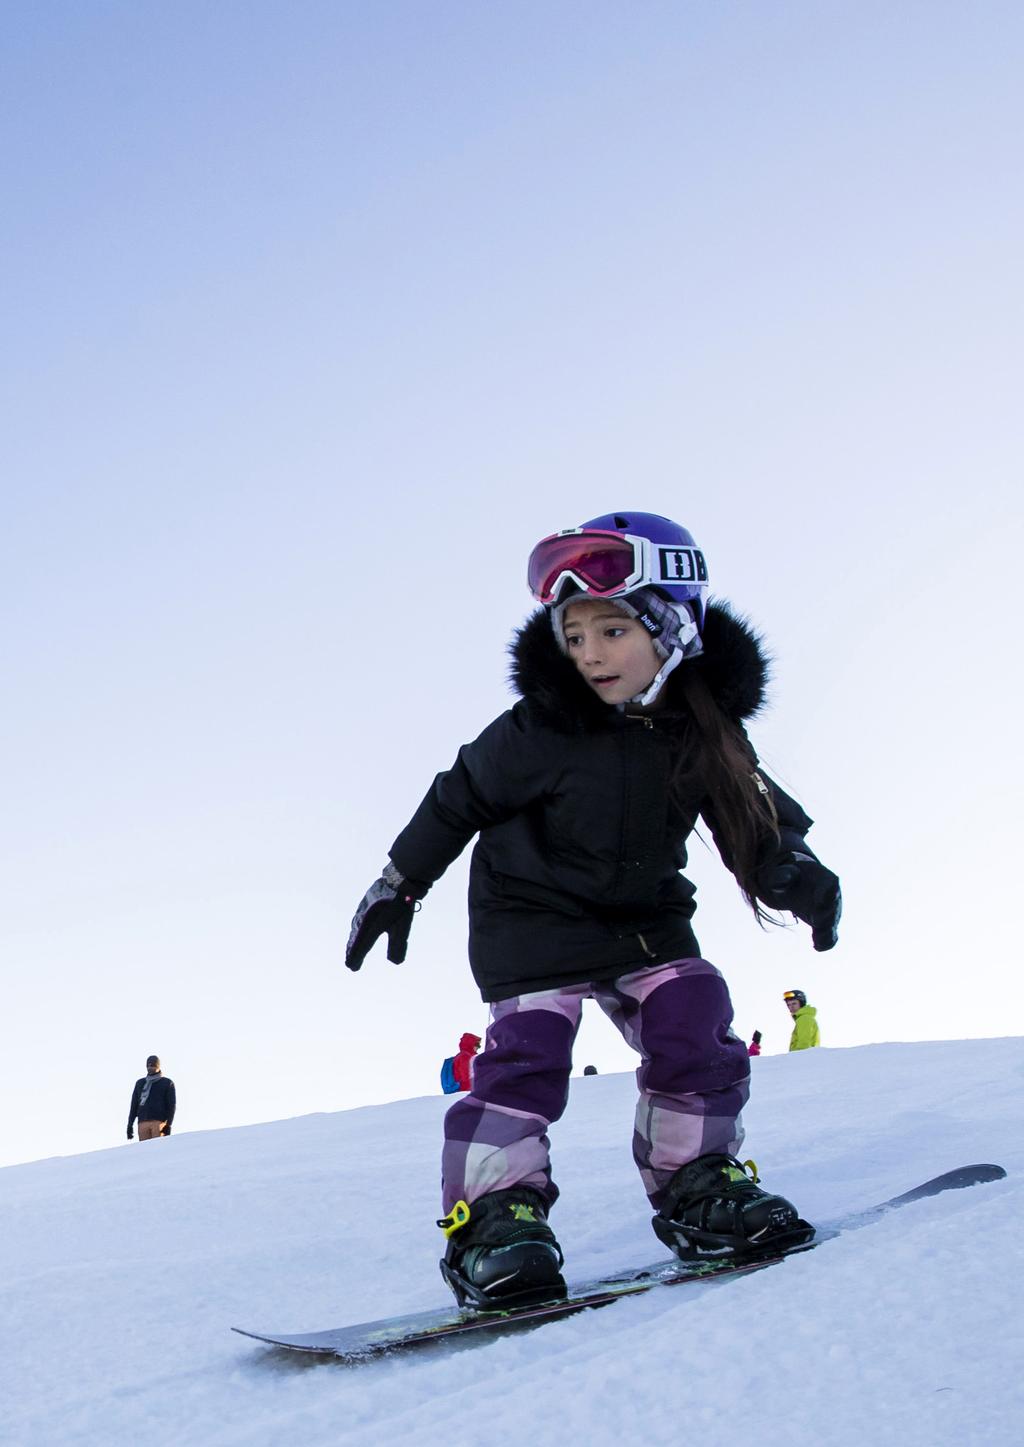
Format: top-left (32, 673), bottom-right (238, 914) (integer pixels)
top-left (674, 667), bottom-right (780, 924)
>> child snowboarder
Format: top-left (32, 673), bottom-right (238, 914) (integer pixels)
top-left (346, 512), bottom-right (841, 1308)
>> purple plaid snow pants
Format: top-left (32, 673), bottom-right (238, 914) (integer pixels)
top-left (441, 957), bottom-right (750, 1214)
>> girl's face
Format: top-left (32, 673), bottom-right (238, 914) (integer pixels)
top-left (561, 598), bottom-right (662, 705)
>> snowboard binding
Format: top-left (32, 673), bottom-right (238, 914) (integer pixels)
top-left (653, 1154), bottom-right (814, 1260)
top-left (438, 1189), bottom-right (567, 1311)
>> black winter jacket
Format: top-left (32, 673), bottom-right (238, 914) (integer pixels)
top-left (390, 603), bottom-right (816, 1002)
top-left (127, 1074), bottom-right (176, 1133)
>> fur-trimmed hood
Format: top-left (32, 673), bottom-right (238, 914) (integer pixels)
top-left (508, 600), bottom-right (770, 732)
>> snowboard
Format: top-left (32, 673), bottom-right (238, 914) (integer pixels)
top-left (233, 1163), bottom-right (1005, 1362)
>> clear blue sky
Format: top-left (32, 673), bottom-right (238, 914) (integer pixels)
top-left (2, 1), bottom-right (1022, 1168)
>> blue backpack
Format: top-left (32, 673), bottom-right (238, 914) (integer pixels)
top-left (440, 1056), bottom-right (460, 1094)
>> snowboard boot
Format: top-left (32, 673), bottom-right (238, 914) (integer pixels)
top-left (652, 1154), bottom-right (813, 1259)
top-left (438, 1187), bottom-right (567, 1310)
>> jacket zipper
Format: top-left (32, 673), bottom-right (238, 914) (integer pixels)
top-left (752, 769), bottom-right (779, 825)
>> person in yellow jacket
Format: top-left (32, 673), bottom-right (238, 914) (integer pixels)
top-left (784, 990), bottom-right (820, 1050)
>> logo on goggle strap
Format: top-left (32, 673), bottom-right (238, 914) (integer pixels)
top-left (657, 547), bottom-right (707, 584)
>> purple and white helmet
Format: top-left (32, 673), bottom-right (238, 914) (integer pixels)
top-left (527, 511), bottom-right (709, 627)
top-left (527, 512), bottom-right (710, 705)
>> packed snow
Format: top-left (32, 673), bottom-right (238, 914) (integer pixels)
top-left (2, 1037), bottom-right (1021, 1447)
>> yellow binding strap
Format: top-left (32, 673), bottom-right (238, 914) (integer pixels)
top-left (436, 1200), bottom-right (471, 1238)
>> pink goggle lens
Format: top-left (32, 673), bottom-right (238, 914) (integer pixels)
top-left (527, 532), bottom-right (639, 602)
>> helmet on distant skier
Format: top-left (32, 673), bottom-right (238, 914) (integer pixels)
top-left (783, 990), bottom-right (807, 1008)
top-left (527, 512), bottom-right (709, 706)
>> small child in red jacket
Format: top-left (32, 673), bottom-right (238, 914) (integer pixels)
top-left (453, 1033), bottom-right (481, 1091)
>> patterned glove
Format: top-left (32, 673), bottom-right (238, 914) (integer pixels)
top-left (760, 852), bottom-right (842, 953)
top-left (346, 862), bottom-right (426, 971)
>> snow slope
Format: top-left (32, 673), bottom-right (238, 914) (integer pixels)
top-left (2, 1038), bottom-right (1021, 1447)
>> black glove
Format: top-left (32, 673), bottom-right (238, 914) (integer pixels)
top-left (162, 1125), bottom-right (171, 1136)
top-left (127, 1128), bottom-right (134, 1140)
top-left (760, 852), bottom-right (842, 952)
top-left (346, 862), bottom-right (426, 971)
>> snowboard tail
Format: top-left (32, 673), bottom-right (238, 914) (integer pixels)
top-left (232, 1163), bottom-right (1006, 1362)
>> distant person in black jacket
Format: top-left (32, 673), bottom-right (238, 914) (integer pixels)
top-left (127, 1056), bottom-right (176, 1141)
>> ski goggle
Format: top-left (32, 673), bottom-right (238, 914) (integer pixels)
top-left (527, 529), bottom-right (708, 605)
